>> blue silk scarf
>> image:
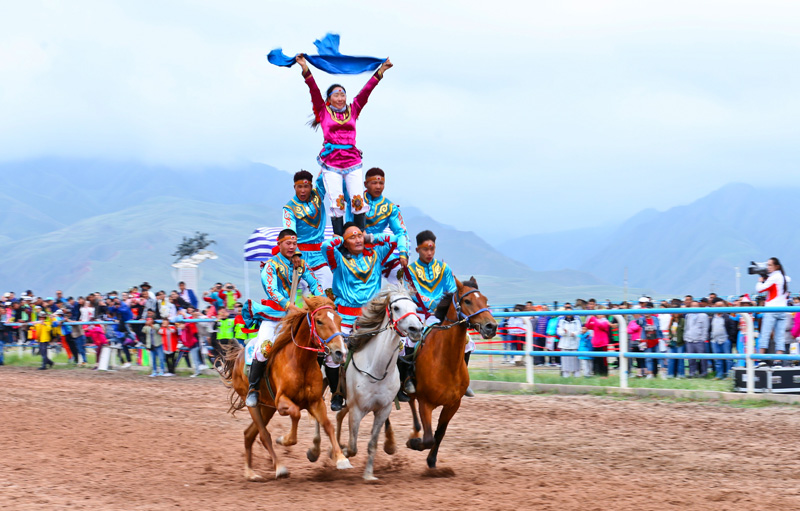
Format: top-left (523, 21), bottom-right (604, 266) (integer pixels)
top-left (267, 33), bottom-right (384, 75)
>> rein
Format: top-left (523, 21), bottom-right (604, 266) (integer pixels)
top-left (290, 305), bottom-right (345, 354)
top-left (348, 295), bottom-right (415, 382)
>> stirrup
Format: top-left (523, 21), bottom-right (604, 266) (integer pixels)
top-left (396, 389), bottom-right (410, 402)
top-left (404, 379), bottom-right (416, 395)
top-left (330, 394), bottom-right (344, 412)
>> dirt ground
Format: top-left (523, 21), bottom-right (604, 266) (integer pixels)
top-left (2, 367), bottom-right (800, 511)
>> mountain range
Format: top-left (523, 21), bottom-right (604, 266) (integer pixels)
top-left (0, 158), bottom-right (786, 302)
top-left (0, 158), bottom-right (646, 303)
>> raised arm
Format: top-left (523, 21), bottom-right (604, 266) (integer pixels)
top-left (297, 54), bottom-right (326, 116)
top-left (352, 58), bottom-right (392, 118)
top-left (388, 206), bottom-right (409, 263)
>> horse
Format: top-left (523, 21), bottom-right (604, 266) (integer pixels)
top-left (406, 277), bottom-right (497, 469)
top-left (217, 295), bottom-right (353, 480)
top-left (334, 285), bottom-right (425, 480)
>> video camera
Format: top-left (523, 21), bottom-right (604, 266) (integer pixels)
top-left (747, 261), bottom-right (769, 278)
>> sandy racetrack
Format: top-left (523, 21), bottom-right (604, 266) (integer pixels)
top-left (2, 367), bottom-right (800, 510)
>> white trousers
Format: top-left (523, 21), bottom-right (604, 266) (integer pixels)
top-left (321, 167), bottom-right (368, 218)
top-left (301, 265), bottom-right (332, 293)
top-left (252, 320), bottom-right (280, 363)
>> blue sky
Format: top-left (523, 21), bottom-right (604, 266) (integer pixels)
top-left (2, 0), bottom-right (799, 241)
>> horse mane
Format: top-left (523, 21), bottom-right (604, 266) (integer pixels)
top-left (266, 295), bottom-right (334, 373)
top-left (350, 284), bottom-right (409, 352)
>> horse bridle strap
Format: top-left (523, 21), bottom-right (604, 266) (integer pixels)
top-left (386, 296), bottom-right (418, 337)
top-left (452, 289), bottom-right (490, 325)
top-left (292, 305), bottom-right (343, 354)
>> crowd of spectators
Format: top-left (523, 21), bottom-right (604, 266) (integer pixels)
top-left (0, 281), bottom-right (252, 376)
top-left (498, 292), bottom-right (800, 380)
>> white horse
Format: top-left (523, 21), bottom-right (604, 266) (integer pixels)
top-left (335, 285), bottom-right (424, 480)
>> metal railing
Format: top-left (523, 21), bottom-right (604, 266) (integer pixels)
top-left (477, 306), bottom-right (797, 394)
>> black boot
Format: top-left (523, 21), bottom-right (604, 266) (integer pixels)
top-left (325, 365), bottom-right (344, 411)
top-left (332, 216), bottom-right (345, 237)
top-left (245, 359), bottom-right (266, 408)
top-left (396, 357), bottom-right (411, 401)
top-left (353, 213), bottom-right (366, 232)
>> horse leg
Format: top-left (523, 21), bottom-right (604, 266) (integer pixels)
top-left (276, 412), bottom-right (300, 447)
top-left (406, 399), bottom-right (433, 451)
top-left (363, 406), bottom-right (392, 481)
top-left (344, 405), bottom-right (366, 458)
top-left (307, 399), bottom-right (352, 470)
top-left (407, 397), bottom-right (422, 441)
top-left (426, 401), bottom-right (461, 469)
top-left (383, 418), bottom-right (396, 455)
top-left (335, 403), bottom-right (349, 447)
top-left (243, 421), bottom-right (265, 482)
top-left (246, 404), bottom-right (288, 479)
top-left (307, 419), bottom-right (321, 462)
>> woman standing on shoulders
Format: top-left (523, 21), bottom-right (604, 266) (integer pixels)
top-left (296, 54), bottom-right (392, 235)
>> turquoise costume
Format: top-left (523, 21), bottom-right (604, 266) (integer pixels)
top-left (407, 259), bottom-right (457, 314)
top-left (317, 175), bottom-right (409, 271)
top-left (321, 233), bottom-right (398, 327)
top-left (282, 174), bottom-right (328, 271)
top-left (245, 253), bottom-right (324, 325)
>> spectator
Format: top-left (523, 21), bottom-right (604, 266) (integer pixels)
top-left (556, 310), bottom-right (581, 377)
top-left (178, 281), bottom-right (199, 309)
top-left (533, 305), bottom-right (549, 366)
top-left (170, 290), bottom-right (190, 312)
top-left (708, 301), bottom-right (737, 379)
top-left (203, 283), bottom-right (225, 309)
top-left (755, 257), bottom-right (790, 367)
top-left (636, 309), bottom-right (661, 379)
top-left (0, 305), bottom-right (8, 366)
top-left (585, 313), bottom-right (610, 377)
top-left (627, 315), bottom-right (645, 377)
top-left (666, 312), bottom-right (686, 378)
top-left (159, 319), bottom-right (178, 376)
top-left (142, 317), bottom-right (166, 377)
top-left (577, 326), bottom-right (593, 376)
top-left (34, 314), bottom-right (55, 370)
top-left (156, 291), bottom-right (177, 321)
top-left (498, 309), bottom-right (512, 364)
top-left (684, 301), bottom-right (710, 378)
top-left (209, 307), bottom-right (235, 364)
top-left (178, 314), bottom-right (202, 377)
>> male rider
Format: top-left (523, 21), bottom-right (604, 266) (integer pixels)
top-left (282, 170), bottom-right (332, 291)
top-left (401, 230), bottom-right (475, 398)
top-left (244, 229), bottom-right (324, 408)
top-left (321, 223), bottom-right (398, 411)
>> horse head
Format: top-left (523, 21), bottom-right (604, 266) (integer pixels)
top-left (304, 295), bottom-right (347, 365)
top-left (386, 285), bottom-right (424, 341)
top-left (451, 277), bottom-right (497, 339)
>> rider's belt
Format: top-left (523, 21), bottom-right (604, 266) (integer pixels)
top-left (337, 305), bottom-right (362, 317)
top-left (298, 243), bottom-right (321, 252)
top-left (320, 143), bottom-right (354, 157)
top-left (258, 299), bottom-right (285, 321)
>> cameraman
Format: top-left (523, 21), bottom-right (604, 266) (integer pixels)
top-left (755, 257), bottom-right (790, 366)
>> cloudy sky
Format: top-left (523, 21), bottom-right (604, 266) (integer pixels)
top-left (2, 0), bottom-right (799, 241)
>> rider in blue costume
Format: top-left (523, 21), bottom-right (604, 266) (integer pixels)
top-left (400, 230), bottom-right (474, 399)
top-left (243, 229), bottom-right (325, 408)
top-left (321, 223), bottom-right (398, 410)
top-left (318, 167), bottom-right (409, 282)
top-left (282, 170), bottom-right (332, 291)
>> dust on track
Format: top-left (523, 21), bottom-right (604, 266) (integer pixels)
top-left (1, 367), bottom-right (799, 511)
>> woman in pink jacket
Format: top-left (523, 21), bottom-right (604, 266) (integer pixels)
top-left (586, 315), bottom-right (610, 377)
top-left (84, 324), bottom-right (108, 367)
top-left (296, 54), bottom-right (393, 235)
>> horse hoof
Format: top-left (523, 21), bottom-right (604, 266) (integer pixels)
top-left (363, 474), bottom-right (378, 482)
top-left (306, 448), bottom-right (320, 463)
top-left (275, 466), bottom-right (290, 479)
top-left (426, 457), bottom-right (437, 469)
top-left (384, 443), bottom-right (396, 455)
top-left (406, 438), bottom-right (424, 451)
top-left (342, 447), bottom-right (357, 458)
top-left (246, 473), bottom-right (265, 482)
top-left (336, 458), bottom-right (353, 470)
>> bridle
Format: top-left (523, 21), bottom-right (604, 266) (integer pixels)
top-left (291, 305), bottom-right (345, 355)
top-left (437, 288), bottom-right (491, 330)
top-left (386, 295), bottom-right (419, 337)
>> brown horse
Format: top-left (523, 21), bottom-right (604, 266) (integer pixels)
top-left (217, 295), bottom-right (352, 480)
top-left (406, 277), bottom-right (497, 469)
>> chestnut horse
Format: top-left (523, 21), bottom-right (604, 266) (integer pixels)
top-left (217, 295), bottom-right (352, 480)
top-left (406, 277), bottom-right (497, 469)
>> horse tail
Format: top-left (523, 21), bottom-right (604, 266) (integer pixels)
top-left (216, 342), bottom-right (247, 414)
